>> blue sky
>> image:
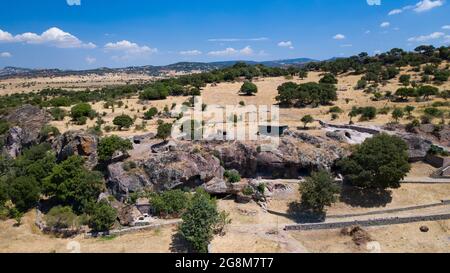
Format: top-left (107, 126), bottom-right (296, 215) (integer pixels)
top-left (0, 0), bottom-right (449, 69)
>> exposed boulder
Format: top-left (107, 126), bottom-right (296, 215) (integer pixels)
top-left (326, 131), bottom-right (348, 143)
top-left (52, 130), bottom-right (99, 169)
top-left (201, 177), bottom-right (231, 195)
top-left (2, 105), bottom-right (51, 157)
top-left (107, 162), bottom-right (151, 202)
top-left (142, 151), bottom-right (224, 191)
top-left (205, 132), bottom-right (347, 179)
top-left (397, 133), bottom-right (433, 162)
top-left (117, 205), bottom-right (142, 227)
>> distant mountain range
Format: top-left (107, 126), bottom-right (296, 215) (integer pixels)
top-left (0, 58), bottom-right (317, 79)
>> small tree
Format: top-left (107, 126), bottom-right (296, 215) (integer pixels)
top-left (71, 103), bottom-right (95, 121)
top-left (224, 170), bottom-right (241, 183)
top-left (404, 105), bottom-right (415, 117)
top-left (392, 108), bottom-right (404, 123)
top-left (300, 170), bottom-right (340, 213)
top-left (179, 189), bottom-right (219, 253)
top-left (319, 73), bottom-right (338, 85)
top-left (240, 82), bottom-right (258, 96)
top-left (113, 114), bottom-right (133, 130)
top-left (8, 176), bottom-right (41, 213)
top-left (157, 122), bottom-right (173, 141)
top-left (87, 201), bottom-right (117, 232)
top-left (301, 115), bottom-right (314, 129)
top-left (98, 135), bottom-right (133, 162)
top-left (143, 107), bottom-right (158, 120)
top-left (399, 74), bottom-right (411, 86)
top-left (150, 190), bottom-right (190, 218)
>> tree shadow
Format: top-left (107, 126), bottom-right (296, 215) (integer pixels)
top-left (267, 202), bottom-right (325, 224)
top-left (339, 185), bottom-right (393, 208)
top-left (169, 232), bottom-right (193, 253)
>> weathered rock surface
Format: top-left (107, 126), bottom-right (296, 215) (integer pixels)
top-left (117, 205), bottom-right (142, 226)
top-left (52, 131), bottom-right (99, 169)
top-left (201, 177), bottom-right (230, 195)
top-left (108, 151), bottom-right (224, 201)
top-left (142, 151), bottom-right (224, 191)
top-left (2, 104), bottom-right (51, 157)
top-left (204, 131), bottom-right (347, 178)
top-left (397, 133), bottom-right (433, 161)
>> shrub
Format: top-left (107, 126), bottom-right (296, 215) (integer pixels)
top-left (0, 120), bottom-right (10, 135)
top-left (301, 115), bottom-right (314, 129)
top-left (87, 201), bottom-right (117, 232)
top-left (358, 107), bottom-right (377, 121)
top-left (113, 114), bottom-right (133, 130)
top-left (300, 170), bottom-right (340, 213)
top-left (98, 135), bottom-right (133, 162)
top-left (150, 190), bottom-right (190, 218)
top-left (45, 206), bottom-right (78, 229)
top-left (392, 108), bottom-right (405, 122)
top-left (224, 170), bottom-right (241, 183)
top-left (157, 122), bottom-right (172, 140)
top-left (49, 107), bottom-right (67, 121)
top-left (337, 134), bottom-right (410, 189)
top-left (143, 107), bottom-right (158, 120)
top-left (329, 106), bottom-right (343, 114)
top-left (424, 107), bottom-right (443, 118)
top-left (242, 186), bottom-right (254, 196)
top-left (70, 103), bottom-right (95, 120)
top-left (139, 85), bottom-right (169, 100)
top-left (319, 73), bottom-right (338, 84)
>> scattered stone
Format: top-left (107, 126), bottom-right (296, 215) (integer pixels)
top-left (341, 226), bottom-right (373, 246)
top-left (420, 226), bottom-right (429, 233)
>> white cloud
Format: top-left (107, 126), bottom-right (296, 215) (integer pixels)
top-left (333, 34), bottom-right (346, 40)
top-left (388, 9), bottom-right (403, 15)
top-left (442, 25), bottom-right (450, 30)
top-left (85, 56), bottom-right (96, 64)
top-left (207, 46), bottom-right (254, 56)
top-left (66, 0), bottom-right (81, 6)
top-left (278, 41), bottom-right (294, 49)
top-left (179, 50), bottom-right (202, 56)
top-left (207, 37), bottom-right (268, 42)
top-left (380, 22), bottom-right (391, 28)
top-left (408, 32), bottom-right (445, 42)
top-left (104, 40), bottom-right (157, 61)
top-left (389, 0), bottom-right (444, 15)
top-left (0, 52), bottom-right (12, 58)
top-left (0, 27), bottom-right (95, 49)
top-left (414, 0), bottom-right (444, 12)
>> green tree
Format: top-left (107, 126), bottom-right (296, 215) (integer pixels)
top-left (417, 85), bottom-right (439, 100)
top-left (70, 103), bottom-right (95, 121)
top-left (113, 114), bottom-right (133, 130)
top-left (404, 105), bottom-right (415, 117)
top-left (98, 135), bottom-right (133, 162)
top-left (43, 156), bottom-right (105, 213)
top-left (157, 122), bottom-right (172, 141)
top-left (143, 107), bottom-right (158, 120)
top-left (179, 189), bottom-right (219, 253)
top-left (301, 115), bottom-right (314, 129)
top-left (240, 82), bottom-right (258, 96)
top-left (150, 190), bottom-right (190, 218)
top-left (8, 176), bottom-right (40, 212)
top-left (337, 134), bottom-right (411, 189)
top-left (319, 73), bottom-right (338, 84)
top-left (300, 170), bottom-right (340, 213)
top-left (87, 201), bottom-right (117, 232)
top-left (399, 74), bottom-right (411, 86)
top-left (392, 108), bottom-right (405, 122)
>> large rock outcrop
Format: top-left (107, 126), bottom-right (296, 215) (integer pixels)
top-left (203, 130), bottom-right (347, 178)
top-left (2, 104), bottom-right (52, 158)
top-left (397, 133), bottom-right (433, 162)
top-left (108, 151), bottom-right (225, 201)
top-left (52, 130), bottom-right (99, 169)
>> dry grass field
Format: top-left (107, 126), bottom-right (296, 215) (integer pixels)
top-left (1, 182), bottom-right (449, 253)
